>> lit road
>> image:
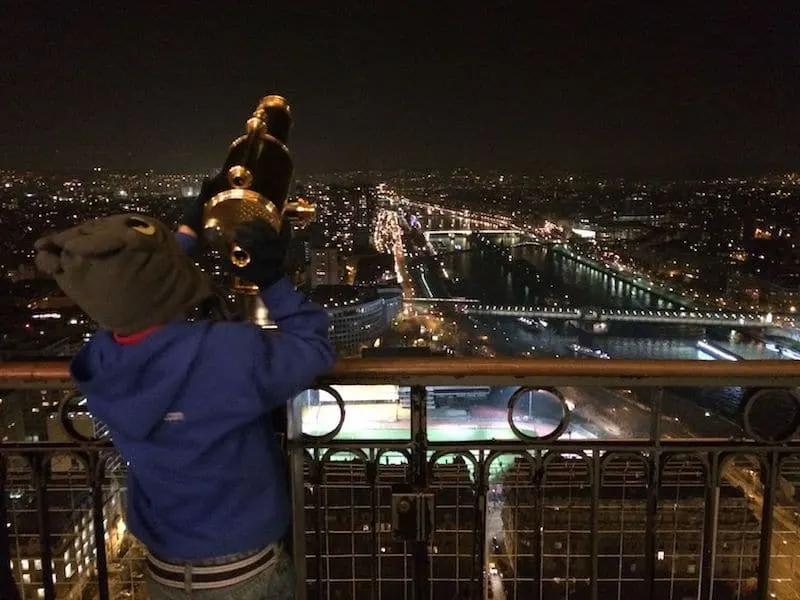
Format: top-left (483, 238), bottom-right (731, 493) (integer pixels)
top-left (486, 507), bottom-right (507, 600)
top-left (374, 208), bottom-right (414, 298)
top-left (394, 241), bottom-right (413, 298)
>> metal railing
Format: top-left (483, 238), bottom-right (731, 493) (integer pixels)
top-left (2, 358), bottom-right (800, 600)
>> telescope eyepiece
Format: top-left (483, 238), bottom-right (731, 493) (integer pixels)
top-left (227, 166), bottom-right (253, 189)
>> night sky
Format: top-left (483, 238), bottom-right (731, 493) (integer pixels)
top-left (1, 2), bottom-right (798, 175)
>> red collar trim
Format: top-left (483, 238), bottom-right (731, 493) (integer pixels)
top-left (113, 325), bottom-right (162, 345)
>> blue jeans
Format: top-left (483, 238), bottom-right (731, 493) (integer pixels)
top-left (145, 546), bottom-right (295, 600)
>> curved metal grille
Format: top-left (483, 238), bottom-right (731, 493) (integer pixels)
top-left (2, 359), bottom-right (800, 600)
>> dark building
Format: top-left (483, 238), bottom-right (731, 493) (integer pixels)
top-left (354, 253), bottom-right (397, 286)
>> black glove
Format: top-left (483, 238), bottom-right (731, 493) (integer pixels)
top-left (179, 178), bottom-right (215, 236)
top-left (232, 219), bottom-right (291, 289)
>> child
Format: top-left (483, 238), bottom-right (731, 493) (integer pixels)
top-left (34, 205), bottom-right (334, 599)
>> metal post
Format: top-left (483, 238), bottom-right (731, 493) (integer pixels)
top-left (233, 282), bottom-right (265, 325)
top-left (0, 458), bottom-right (21, 600)
top-left (532, 454), bottom-right (543, 600)
top-left (590, 451), bottom-right (600, 600)
top-left (288, 389), bottom-right (308, 600)
top-left (32, 457), bottom-right (55, 600)
top-left (409, 385), bottom-right (429, 600)
top-left (756, 452), bottom-right (779, 600)
top-left (644, 454), bottom-right (660, 597)
top-left (473, 454), bottom-right (487, 599)
top-left (644, 388), bottom-right (662, 597)
top-left (699, 452), bottom-right (720, 600)
top-left (90, 456), bottom-right (111, 600)
top-left (367, 459), bottom-right (379, 600)
top-left (313, 450), bottom-right (325, 600)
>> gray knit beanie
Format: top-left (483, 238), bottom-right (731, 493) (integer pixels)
top-left (34, 214), bottom-right (213, 335)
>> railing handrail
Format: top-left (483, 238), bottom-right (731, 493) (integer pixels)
top-left (2, 357), bottom-right (800, 387)
top-left (3, 357), bottom-right (800, 600)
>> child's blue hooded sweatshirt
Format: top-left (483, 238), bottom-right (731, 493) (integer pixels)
top-left (70, 273), bottom-right (334, 561)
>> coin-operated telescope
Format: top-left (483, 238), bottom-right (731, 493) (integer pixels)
top-left (202, 95), bottom-right (315, 271)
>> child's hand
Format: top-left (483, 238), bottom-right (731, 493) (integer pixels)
top-left (231, 219), bottom-right (290, 288)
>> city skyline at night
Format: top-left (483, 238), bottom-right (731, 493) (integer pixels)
top-left (3, 4), bottom-right (800, 600)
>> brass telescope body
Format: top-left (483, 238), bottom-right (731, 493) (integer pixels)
top-left (202, 95), bottom-right (316, 272)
